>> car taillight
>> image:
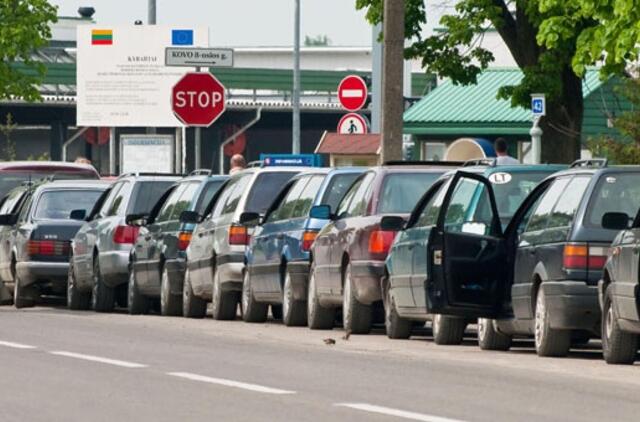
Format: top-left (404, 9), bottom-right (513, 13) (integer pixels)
top-left (229, 224), bottom-right (249, 245)
top-left (302, 231), bottom-right (317, 252)
top-left (27, 240), bottom-right (70, 256)
top-left (563, 243), bottom-right (607, 270)
top-left (113, 225), bottom-right (140, 244)
top-left (368, 230), bottom-right (396, 255)
top-left (178, 231), bottom-right (192, 251)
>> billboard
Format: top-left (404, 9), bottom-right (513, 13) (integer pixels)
top-left (120, 135), bottom-right (174, 173)
top-left (76, 26), bottom-right (208, 127)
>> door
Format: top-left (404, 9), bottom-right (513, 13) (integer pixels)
top-left (426, 171), bottom-right (507, 318)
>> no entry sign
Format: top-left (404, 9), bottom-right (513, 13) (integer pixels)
top-left (172, 72), bottom-right (226, 126)
top-left (337, 75), bottom-right (368, 111)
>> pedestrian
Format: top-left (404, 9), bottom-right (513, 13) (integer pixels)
top-left (229, 154), bottom-right (246, 175)
top-left (494, 138), bottom-right (519, 165)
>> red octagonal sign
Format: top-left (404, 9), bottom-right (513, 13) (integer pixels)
top-left (172, 72), bottom-right (226, 127)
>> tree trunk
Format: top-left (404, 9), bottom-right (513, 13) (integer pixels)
top-left (539, 66), bottom-right (583, 163)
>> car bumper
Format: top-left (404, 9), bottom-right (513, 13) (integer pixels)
top-left (165, 258), bottom-right (187, 296)
top-left (16, 261), bottom-right (69, 287)
top-left (350, 260), bottom-right (385, 305)
top-left (99, 250), bottom-right (130, 287)
top-left (217, 253), bottom-right (245, 292)
top-left (542, 281), bottom-right (599, 332)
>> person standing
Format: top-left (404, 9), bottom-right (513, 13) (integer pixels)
top-left (229, 154), bottom-right (247, 175)
top-left (494, 138), bottom-right (519, 165)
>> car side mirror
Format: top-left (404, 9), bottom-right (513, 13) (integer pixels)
top-left (0, 214), bottom-right (14, 226)
top-left (69, 209), bottom-right (87, 221)
top-left (380, 215), bottom-right (406, 231)
top-left (602, 212), bottom-right (630, 231)
top-left (179, 210), bottom-right (201, 224)
top-left (239, 211), bottom-right (261, 226)
top-left (125, 213), bottom-right (148, 227)
top-left (310, 205), bottom-right (333, 220)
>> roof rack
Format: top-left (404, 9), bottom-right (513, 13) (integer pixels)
top-left (463, 158), bottom-right (497, 167)
top-left (569, 158), bottom-right (608, 168)
top-left (383, 160), bottom-right (464, 167)
top-left (247, 160), bottom-right (263, 168)
top-left (117, 172), bottom-right (184, 179)
top-left (188, 169), bottom-right (212, 176)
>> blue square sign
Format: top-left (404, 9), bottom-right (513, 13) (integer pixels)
top-left (531, 95), bottom-right (545, 116)
top-left (172, 29), bottom-right (193, 45)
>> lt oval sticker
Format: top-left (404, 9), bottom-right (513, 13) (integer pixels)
top-left (489, 172), bottom-right (512, 184)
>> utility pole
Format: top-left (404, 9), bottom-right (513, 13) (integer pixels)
top-left (292, 0), bottom-right (301, 154)
top-left (380, 0), bottom-right (404, 162)
top-left (148, 0), bottom-right (156, 24)
top-left (371, 23), bottom-right (383, 133)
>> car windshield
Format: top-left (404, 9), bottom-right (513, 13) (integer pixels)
top-left (33, 189), bottom-right (103, 220)
top-left (131, 181), bottom-right (174, 215)
top-left (321, 173), bottom-right (361, 211)
top-left (378, 172), bottom-right (441, 213)
top-left (0, 170), bottom-right (97, 199)
top-left (245, 172), bottom-right (298, 214)
top-left (587, 172), bottom-right (640, 228)
top-left (490, 171), bottom-right (550, 222)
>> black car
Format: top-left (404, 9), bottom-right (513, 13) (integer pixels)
top-left (0, 180), bottom-right (111, 308)
top-left (126, 173), bottom-right (227, 316)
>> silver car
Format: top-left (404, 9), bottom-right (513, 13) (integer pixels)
top-left (68, 173), bottom-right (179, 312)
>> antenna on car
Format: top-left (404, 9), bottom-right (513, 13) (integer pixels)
top-left (569, 158), bottom-right (608, 168)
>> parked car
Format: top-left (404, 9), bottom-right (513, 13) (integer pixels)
top-left (383, 163), bottom-right (564, 343)
top-left (392, 159), bottom-right (640, 357)
top-left (0, 161), bottom-right (99, 199)
top-left (307, 162), bottom-right (459, 333)
top-left (0, 180), bottom-right (110, 308)
top-left (183, 166), bottom-right (306, 319)
top-left (243, 167), bottom-right (363, 325)
top-left (68, 173), bottom-right (180, 312)
top-left (126, 172), bottom-right (227, 315)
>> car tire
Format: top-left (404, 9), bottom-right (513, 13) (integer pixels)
top-left (13, 272), bottom-right (35, 309)
top-left (477, 318), bottom-right (512, 351)
top-left (182, 269), bottom-right (206, 318)
top-left (342, 263), bottom-right (372, 335)
top-left (127, 266), bottom-right (149, 315)
top-left (432, 314), bottom-right (466, 345)
top-left (212, 267), bottom-right (238, 320)
top-left (282, 271), bottom-right (307, 327)
top-left (602, 286), bottom-right (638, 364)
top-left (307, 263), bottom-right (335, 330)
top-left (241, 271), bottom-right (268, 323)
top-left (384, 284), bottom-right (411, 339)
top-left (91, 257), bottom-right (114, 312)
top-left (160, 267), bottom-right (182, 316)
top-left (534, 286), bottom-right (570, 357)
top-left (67, 259), bottom-right (90, 310)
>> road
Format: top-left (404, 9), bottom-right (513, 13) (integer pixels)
top-left (0, 305), bottom-right (638, 422)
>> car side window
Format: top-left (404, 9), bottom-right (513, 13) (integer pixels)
top-left (523, 177), bottom-right (571, 233)
top-left (346, 172), bottom-right (375, 217)
top-left (443, 178), bottom-right (495, 235)
top-left (17, 195), bottom-right (33, 223)
top-left (0, 190), bottom-right (24, 214)
top-left (414, 182), bottom-right (448, 228)
top-left (98, 182), bottom-right (123, 216)
top-left (212, 175), bottom-right (251, 217)
top-left (172, 182), bottom-right (200, 221)
top-left (155, 185), bottom-right (185, 223)
top-left (292, 175), bottom-right (324, 218)
top-left (107, 182), bottom-right (132, 216)
top-left (336, 177), bottom-right (363, 218)
top-left (545, 176), bottom-right (590, 229)
top-left (268, 176), bottom-right (310, 223)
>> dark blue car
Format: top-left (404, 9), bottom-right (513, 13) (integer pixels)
top-left (243, 167), bottom-right (363, 326)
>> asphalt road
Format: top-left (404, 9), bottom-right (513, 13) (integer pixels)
top-left (1, 305), bottom-right (638, 422)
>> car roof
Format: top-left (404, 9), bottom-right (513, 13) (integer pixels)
top-left (0, 161), bottom-right (98, 173)
top-left (40, 180), bottom-right (113, 189)
top-left (235, 166), bottom-right (314, 175)
top-left (178, 174), bottom-right (229, 183)
top-left (116, 173), bottom-right (183, 182)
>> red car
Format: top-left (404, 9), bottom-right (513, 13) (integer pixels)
top-left (307, 163), bottom-right (458, 333)
top-left (0, 161), bottom-right (99, 199)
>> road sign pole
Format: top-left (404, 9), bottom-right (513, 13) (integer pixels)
top-left (109, 127), bottom-right (116, 175)
top-left (292, 0), bottom-right (301, 154)
top-left (194, 66), bottom-right (202, 169)
top-left (530, 117), bottom-right (542, 164)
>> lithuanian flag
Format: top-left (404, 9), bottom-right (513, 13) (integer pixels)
top-left (91, 29), bottom-right (113, 45)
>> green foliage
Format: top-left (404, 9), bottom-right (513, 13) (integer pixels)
top-left (587, 137), bottom-right (640, 165)
top-left (0, 0), bottom-right (58, 101)
top-left (304, 34), bottom-right (331, 47)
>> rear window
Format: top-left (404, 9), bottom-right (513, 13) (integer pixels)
top-left (195, 180), bottom-right (225, 215)
top-left (321, 173), bottom-right (360, 211)
top-left (377, 172), bottom-right (441, 213)
top-left (0, 170), bottom-right (97, 199)
top-left (33, 189), bottom-right (103, 220)
top-left (489, 171), bottom-right (551, 221)
top-left (587, 173), bottom-right (640, 228)
top-left (245, 172), bottom-right (298, 214)
top-left (130, 181), bottom-right (174, 215)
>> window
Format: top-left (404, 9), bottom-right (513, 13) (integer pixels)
top-left (195, 180), bottom-right (225, 215)
top-left (377, 172), bottom-right (441, 214)
top-left (221, 175), bottom-right (252, 215)
top-left (33, 189), bottom-right (103, 220)
top-left (267, 177), bottom-right (310, 223)
top-left (292, 175), bottom-right (324, 218)
top-left (245, 172), bottom-right (299, 214)
top-left (107, 182), bottom-right (132, 216)
top-left (0, 189), bottom-right (25, 214)
top-left (524, 178), bottom-right (570, 233)
top-left (586, 173), bottom-right (640, 228)
top-left (155, 185), bottom-right (185, 223)
top-left (546, 176), bottom-right (590, 229)
top-left (212, 178), bottom-right (240, 218)
top-left (414, 182), bottom-right (448, 228)
top-left (172, 182), bottom-right (201, 221)
top-left (346, 172), bottom-right (376, 217)
top-left (17, 195), bottom-right (33, 223)
top-left (130, 181), bottom-right (174, 215)
top-left (99, 182), bottom-right (123, 216)
top-left (490, 171), bottom-right (551, 222)
top-left (321, 173), bottom-right (360, 212)
top-left (444, 178), bottom-right (495, 234)
top-left (336, 176), bottom-right (364, 218)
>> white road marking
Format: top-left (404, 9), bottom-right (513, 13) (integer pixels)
top-left (341, 89), bottom-right (364, 98)
top-left (167, 372), bottom-right (296, 395)
top-left (49, 351), bottom-right (147, 368)
top-left (335, 403), bottom-right (466, 422)
top-left (0, 340), bottom-right (36, 349)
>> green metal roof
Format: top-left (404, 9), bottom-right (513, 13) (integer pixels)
top-left (404, 68), bottom-right (604, 135)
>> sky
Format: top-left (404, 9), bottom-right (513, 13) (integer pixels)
top-left (50, 0), bottom-right (378, 47)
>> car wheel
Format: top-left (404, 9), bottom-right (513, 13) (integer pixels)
top-left (602, 286), bottom-right (638, 364)
top-left (91, 257), bottom-right (114, 312)
top-left (160, 267), bottom-right (182, 316)
top-left (182, 269), bottom-right (206, 318)
top-left (384, 284), bottom-right (411, 339)
top-left (307, 263), bottom-right (335, 330)
top-left (212, 267), bottom-right (238, 320)
top-left (13, 272), bottom-right (35, 309)
top-left (534, 286), bottom-right (570, 357)
top-left (67, 259), bottom-right (90, 310)
top-left (241, 271), bottom-right (267, 323)
top-left (342, 263), bottom-right (372, 334)
top-left (127, 266), bottom-right (149, 315)
top-left (477, 318), bottom-right (512, 351)
top-left (282, 270), bottom-right (307, 327)
top-left (432, 314), bottom-right (466, 345)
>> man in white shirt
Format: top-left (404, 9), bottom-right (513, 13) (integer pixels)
top-left (494, 138), bottom-right (519, 165)
top-left (229, 154), bottom-right (247, 175)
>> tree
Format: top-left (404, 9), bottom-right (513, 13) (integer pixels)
top-left (356, 0), bottom-right (598, 163)
top-left (0, 0), bottom-right (58, 102)
top-left (304, 34), bottom-right (331, 47)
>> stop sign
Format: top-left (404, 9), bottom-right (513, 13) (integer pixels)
top-left (172, 72), bottom-right (226, 126)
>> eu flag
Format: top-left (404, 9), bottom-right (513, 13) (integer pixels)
top-left (172, 29), bottom-right (194, 45)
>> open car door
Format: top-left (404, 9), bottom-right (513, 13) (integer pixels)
top-left (426, 171), bottom-right (508, 318)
